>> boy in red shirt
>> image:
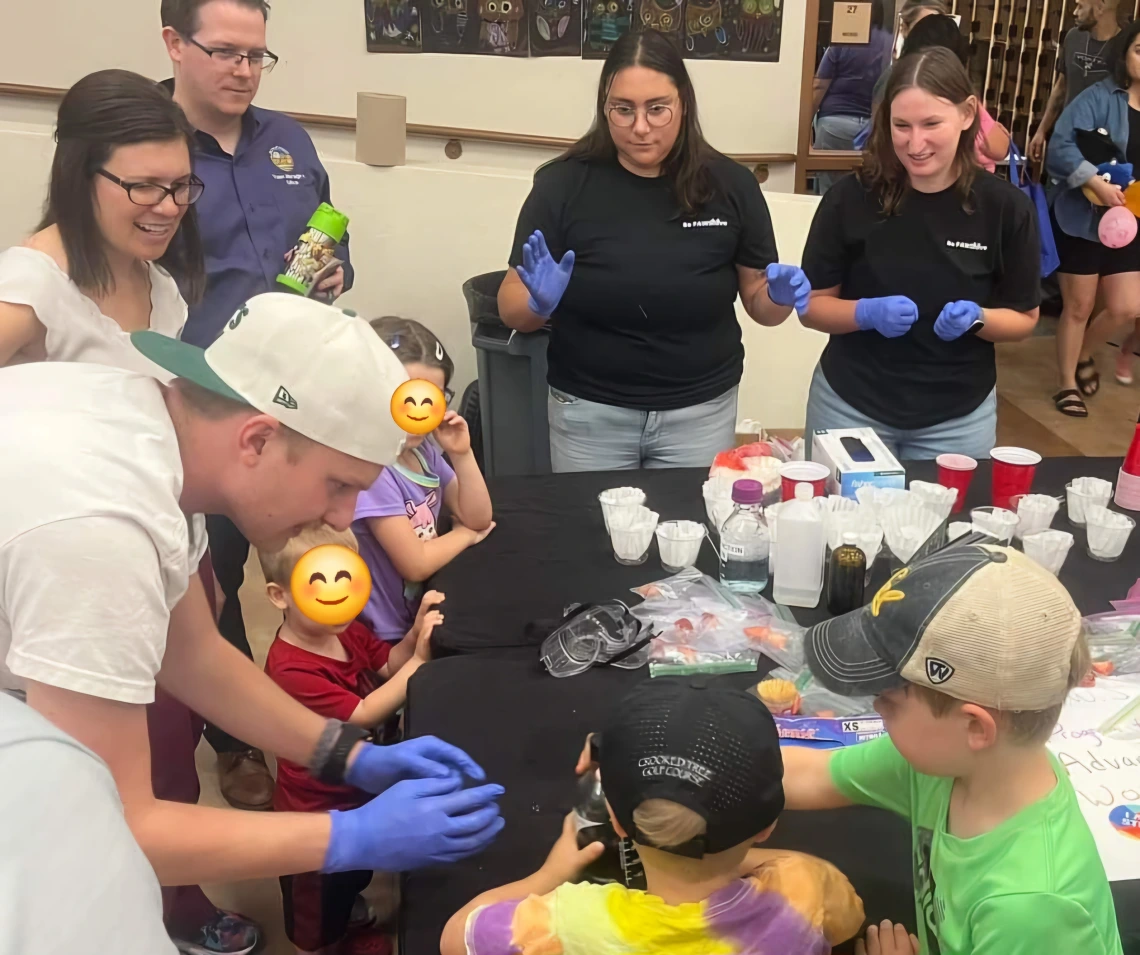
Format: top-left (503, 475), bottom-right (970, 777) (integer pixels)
top-left (261, 524), bottom-right (443, 955)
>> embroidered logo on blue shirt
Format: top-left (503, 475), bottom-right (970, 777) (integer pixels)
top-left (269, 146), bottom-right (295, 172)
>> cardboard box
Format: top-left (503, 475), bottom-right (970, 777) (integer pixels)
top-left (831, 2), bottom-right (873, 43)
top-left (356, 93), bottom-right (407, 167)
top-left (812, 427), bottom-right (906, 499)
top-left (776, 714), bottom-right (886, 749)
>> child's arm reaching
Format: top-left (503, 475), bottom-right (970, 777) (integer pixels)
top-left (347, 608), bottom-right (441, 728)
top-left (436, 411), bottom-right (494, 531)
top-left (778, 746), bottom-right (852, 810)
top-left (366, 516), bottom-right (495, 584)
top-left (440, 812), bottom-right (605, 955)
top-left (385, 590), bottom-right (445, 677)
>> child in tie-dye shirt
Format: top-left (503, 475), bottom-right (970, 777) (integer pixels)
top-left (441, 682), bottom-right (865, 955)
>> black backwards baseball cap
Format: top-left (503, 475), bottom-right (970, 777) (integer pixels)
top-left (598, 680), bottom-right (784, 858)
top-left (805, 544), bottom-right (1082, 710)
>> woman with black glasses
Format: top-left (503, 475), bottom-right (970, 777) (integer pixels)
top-left (0, 69), bottom-right (204, 376)
top-left (498, 30), bottom-right (808, 472)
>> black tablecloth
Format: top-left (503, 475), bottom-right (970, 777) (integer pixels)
top-left (403, 458), bottom-right (1140, 955)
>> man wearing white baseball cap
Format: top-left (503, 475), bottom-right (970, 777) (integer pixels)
top-left (0, 293), bottom-right (504, 921)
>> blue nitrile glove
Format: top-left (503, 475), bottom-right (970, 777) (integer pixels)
top-left (854, 296), bottom-right (920, 338)
top-left (933, 300), bottom-right (985, 341)
top-left (516, 230), bottom-right (575, 318)
top-left (346, 735), bottom-right (486, 794)
top-left (765, 263), bottom-right (812, 316)
top-left (323, 775), bottom-right (506, 873)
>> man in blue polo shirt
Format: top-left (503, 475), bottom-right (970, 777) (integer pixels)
top-left (157, 1), bottom-right (355, 951)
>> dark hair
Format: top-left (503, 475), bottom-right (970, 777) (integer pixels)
top-left (901, 13), bottom-right (969, 63)
top-left (37, 69), bottom-right (205, 302)
top-left (1112, 18), bottom-right (1140, 88)
top-left (557, 30), bottom-right (719, 214)
top-left (861, 48), bottom-right (979, 215)
top-left (898, 0), bottom-right (949, 30)
top-left (160, 0), bottom-right (270, 35)
top-left (369, 316), bottom-right (454, 386)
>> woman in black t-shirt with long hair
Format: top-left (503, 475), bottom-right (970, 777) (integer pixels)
top-left (800, 48), bottom-right (1041, 461)
top-left (497, 31), bottom-right (810, 472)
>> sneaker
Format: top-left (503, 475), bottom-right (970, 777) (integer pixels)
top-left (217, 749), bottom-right (274, 811)
top-left (343, 927), bottom-right (393, 955)
top-left (348, 895), bottom-right (378, 931)
top-left (171, 910), bottom-right (261, 955)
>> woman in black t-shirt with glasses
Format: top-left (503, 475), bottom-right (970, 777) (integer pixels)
top-left (498, 31), bottom-right (810, 472)
top-left (801, 48), bottom-right (1041, 461)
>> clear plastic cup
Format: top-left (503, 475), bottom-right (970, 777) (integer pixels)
top-left (1066, 477), bottom-right (1114, 527)
top-left (609, 506), bottom-right (659, 565)
top-left (970, 506), bottom-right (1019, 545)
top-left (1085, 505), bottom-right (1136, 561)
top-left (1022, 530), bottom-right (1074, 576)
top-left (598, 487), bottom-right (645, 533)
top-left (1010, 493), bottom-right (1060, 541)
top-left (656, 521), bottom-right (707, 573)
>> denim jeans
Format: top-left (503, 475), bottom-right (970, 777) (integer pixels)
top-left (813, 113), bottom-right (870, 194)
top-left (804, 366), bottom-right (997, 462)
top-left (547, 385), bottom-right (739, 472)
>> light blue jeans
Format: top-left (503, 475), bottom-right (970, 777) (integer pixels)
top-left (803, 366), bottom-right (997, 462)
top-left (547, 385), bottom-right (739, 472)
top-left (813, 114), bottom-right (870, 194)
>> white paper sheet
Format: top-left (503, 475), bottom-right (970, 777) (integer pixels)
top-left (1047, 675), bottom-right (1140, 882)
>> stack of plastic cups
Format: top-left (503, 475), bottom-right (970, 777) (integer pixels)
top-left (1116, 410), bottom-right (1140, 511)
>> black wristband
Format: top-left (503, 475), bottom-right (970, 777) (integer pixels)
top-left (311, 720), bottom-right (370, 784)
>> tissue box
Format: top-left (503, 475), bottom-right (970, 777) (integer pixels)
top-left (775, 714), bottom-right (886, 749)
top-left (812, 428), bottom-right (905, 499)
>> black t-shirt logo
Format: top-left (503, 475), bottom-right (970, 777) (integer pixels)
top-left (914, 825), bottom-right (943, 954)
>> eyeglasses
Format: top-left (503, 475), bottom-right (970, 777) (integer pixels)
top-left (606, 103), bottom-right (675, 128)
top-left (186, 35), bottom-right (279, 73)
top-left (445, 386), bottom-right (456, 406)
top-left (96, 169), bottom-right (206, 207)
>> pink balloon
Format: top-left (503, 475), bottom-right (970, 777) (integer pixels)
top-left (1099, 206), bottom-right (1138, 249)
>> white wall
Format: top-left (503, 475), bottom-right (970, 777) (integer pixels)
top-left (0, 93), bottom-right (824, 428)
top-left (0, 0), bottom-right (805, 155)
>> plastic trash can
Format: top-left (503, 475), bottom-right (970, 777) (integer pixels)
top-left (464, 271), bottom-right (552, 478)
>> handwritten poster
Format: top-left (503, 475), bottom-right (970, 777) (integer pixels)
top-left (1048, 676), bottom-right (1140, 882)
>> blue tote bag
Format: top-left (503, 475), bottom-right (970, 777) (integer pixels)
top-left (1009, 142), bottom-right (1061, 278)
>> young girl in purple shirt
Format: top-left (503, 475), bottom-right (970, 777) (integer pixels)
top-left (353, 317), bottom-right (495, 639)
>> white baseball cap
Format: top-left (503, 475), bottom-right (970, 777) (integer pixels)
top-left (132, 293), bottom-right (409, 466)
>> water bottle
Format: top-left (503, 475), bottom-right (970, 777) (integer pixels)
top-left (719, 479), bottom-right (770, 593)
top-left (573, 769), bottom-right (646, 888)
top-left (772, 483), bottom-right (826, 609)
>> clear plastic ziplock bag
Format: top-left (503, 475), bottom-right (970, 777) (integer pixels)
top-left (1082, 612), bottom-right (1140, 677)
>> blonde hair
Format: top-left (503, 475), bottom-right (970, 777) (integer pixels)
top-left (258, 523), bottom-right (358, 587)
top-left (910, 634), bottom-right (1091, 744)
top-left (631, 799), bottom-right (753, 879)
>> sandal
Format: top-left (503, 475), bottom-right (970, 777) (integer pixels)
top-left (1116, 335), bottom-right (1136, 386)
top-left (1075, 357), bottom-right (1100, 397)
top-left (1053, 389), bottom-right (1089, 417)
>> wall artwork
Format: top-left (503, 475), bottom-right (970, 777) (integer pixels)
top-left (365, 0), bottom-right (423, 50)
top-left (582, 0), bottom-right (633, 58)
top-left (364, 0), bottom-right (781, 58)
top-left (531, 0), bottom-right (583, 55)
top-left (476, 0), bottom-right (530, 55)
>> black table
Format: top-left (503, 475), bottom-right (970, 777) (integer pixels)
top-left (402, 458), bottom-right (1140, 955)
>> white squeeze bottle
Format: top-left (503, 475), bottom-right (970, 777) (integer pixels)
top-left (772, 482), bottom-right (826, 609)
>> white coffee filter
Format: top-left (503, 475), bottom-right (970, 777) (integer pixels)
top-left (881, 503), bottom-right (942, 564)
top-left (610, 507), bottom-right (659, 560)
top-left (970, 506), bottom-right (1019, 544)
top-left (656, 520), bottom-right (706, 570)
top-left (909, 481), bottom-right (958, 523)
top-left (599, 487), bottom-right (646, 533)
top-left (1022, 530), bottom-right (1074, 576)
top-left (1085, 505), bottom-right (1136, 561)
top-left (1013, 494), bottom-right (1060, 540)
top-left (1066, 477), bottom-right (1114, 526)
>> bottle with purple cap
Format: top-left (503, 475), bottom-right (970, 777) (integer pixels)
top-left (718, 479), bottom-right (770, 594)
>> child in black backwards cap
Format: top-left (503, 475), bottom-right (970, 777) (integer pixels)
top-left (441, 680), bottom-right (865, 955)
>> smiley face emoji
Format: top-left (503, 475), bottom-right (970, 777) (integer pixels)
top-left (289, 545), bottom-right (372, 626)
top-left (391, 379), bottom-right (447, 435)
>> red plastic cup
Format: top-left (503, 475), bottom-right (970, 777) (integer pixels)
top-left (780, 461), bottom-right (830, 501)
top-left (990, 447), bottom-right (1041, 510)
top-left (936, 453), bottom-right (978, 514)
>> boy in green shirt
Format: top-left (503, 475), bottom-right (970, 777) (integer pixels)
top-left (784, 543), bottom-right (1123, 955)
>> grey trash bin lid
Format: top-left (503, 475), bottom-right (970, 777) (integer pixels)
top-left (463, 270), bottom-right (508, 326)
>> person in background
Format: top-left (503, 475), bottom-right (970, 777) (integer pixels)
top-left (0, 69), bottom-right (203, 371)
top-left (498, 31), bottom-right (809, 472)
top-left (897, 0), bottom-right (948, 38)
top-left (811, 0), bottom-right (893, 193)
top-left (160, 0), bottom-right (354, 818)
top-left (261, 525), bottom-right (445, 955)
top-left (442, 681), bottom-right (865, 955)
top-left (355, 317), bottom-right (494, 642)
top-left (1045, 17), bottom-right (1140, 417)
top-left (870, 14), bottom-right (1011, 173)
top-left (1029, 0), bottom-right (1124, 166)
top-left (800, 48), bottom-right (1041, 461)
top-left (784, 545), bottom-right (1122, 955)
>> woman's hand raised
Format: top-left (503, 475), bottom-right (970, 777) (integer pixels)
top-left (516, 231), bottom-right (575, 319)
